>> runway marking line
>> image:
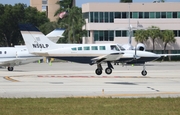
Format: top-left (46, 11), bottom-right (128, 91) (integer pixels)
top-left (4, 76), bottom-right (19, 82)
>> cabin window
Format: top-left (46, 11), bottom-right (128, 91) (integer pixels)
top-left (0, 51), bottom-right (2, 54)
top-left (71, 48), bottom-right (77, 51)
top-left (111, 45), bottom-right (120, 51)
top-left (91, 46), bottom-right (98, 50)
top-left (78, 47), bottom-right (82, 50)
top-left (99, 46), bottom-right (106, 50)
top-left (84, 46), bottom-right (90, 50)
top-left (4, 51), bottom-right (7, 54)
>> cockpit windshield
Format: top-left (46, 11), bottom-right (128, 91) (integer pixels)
top-left (117, 44), bottom-right (125, 51)
top-left (110, 45), bottom-right (120, 51)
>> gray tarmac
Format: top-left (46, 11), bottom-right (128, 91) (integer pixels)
top-left (0, 61), bottom-right (180, 98)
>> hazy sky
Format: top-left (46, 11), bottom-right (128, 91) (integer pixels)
top-left (0, 0), bottom-right (179, 7)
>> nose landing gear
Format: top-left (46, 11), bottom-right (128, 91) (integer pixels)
top-left (141, 64), bottom-right (147, 76)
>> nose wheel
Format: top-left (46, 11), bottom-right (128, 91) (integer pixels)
top-left (141, 70), bottom-right (147, 76)
top-left (141, 64), bottom-right (147, 76)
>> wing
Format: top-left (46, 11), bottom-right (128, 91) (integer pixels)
top-left (90, 52), bottom-right (124, 65)
top-left (0, 58), bottom-right (23, 66)
top-left (0, 57), bottom-right (42, 67)
top-left (158, 54), bottom-right (180, 57)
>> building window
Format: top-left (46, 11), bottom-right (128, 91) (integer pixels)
top-left (173, 30), bottom-right (178, 37)
top-left (42, 0), bottom-right (47, 4)
top-left (99, 31), bottom-right (103, 41)
top-left (149, 12), bottom-right (155, 18)
top-left (104, 31), bottom-right (108, 41)
top-left (109, 31), bottom-right (114, 41)
top-left (90, 12), bottom-right (93, 22)
top-left (110, 12), bottom-right (114, 22)
top-left (115, 12), bottom-right (121, 18)
top-left (161, 12), bottom-right (166, 18)
top-left (167, 12), bottom-right (172, 18)
top-left (83, 12), bottom-right (89, 22)
top-left (104, 12), bottom-right (109, 22)
top-left (93, 31), bottom-right (114, 41)
top-left (116, 31), bottom-right (121, 37)
top-left (173, 12), bottom-right (177, 18)
top-left (122, 12), bottom-right (127, 18)
top-left (144, 12), bottom-right (149, 18)
top-left (122, 30), bottom-right (127, 37)
top-left (178, 30), bottom-right (180, 37)
top-left (94, 31), bottom-right (99, 41)
top-left (99, 12), bottom-right (104, 22)
top-left (94, 12), bottom-right (99, 22)
top-left (156, 12), bottom-right (160, 18)
top-left (139, 12), bottom-right (143, 18)
top-left (132, 12), bottom-right (138, 18)
top-left (178, 12), bottom-right (180, 18)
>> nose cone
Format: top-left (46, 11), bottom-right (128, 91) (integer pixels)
top-left (135, 51), bottom-right (161, 62)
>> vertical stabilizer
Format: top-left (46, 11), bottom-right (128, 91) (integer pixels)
top-left (19, 24), bottom-right (59, 53)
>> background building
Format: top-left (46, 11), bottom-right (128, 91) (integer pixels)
top-left (30, 0), bottom-right (59, 21)
top-left (82, 2), bottom-right (180, 53)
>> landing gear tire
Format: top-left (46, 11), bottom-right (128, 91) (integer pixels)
top-left (141, 70), bottom-right (147, 76)
top-left (7, 67), bottom-right (14, 71)
top-left (95, 69), bottom-right (102, 75)
top-left (105, 68), bottom-right (112, 75)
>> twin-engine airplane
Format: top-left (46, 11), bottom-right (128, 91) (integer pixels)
top-left (0, 45), bottom-right (42, 71)
top-left (19, 24), bottom-right (180, 76)
top-left (0, 29), bottom-right (64, 71)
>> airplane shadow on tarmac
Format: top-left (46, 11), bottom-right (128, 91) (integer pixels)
top-left (105, 82), bottom-right (137, 85)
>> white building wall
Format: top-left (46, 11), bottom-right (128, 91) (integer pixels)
top-left (82, 2), bottom-right (180, 51)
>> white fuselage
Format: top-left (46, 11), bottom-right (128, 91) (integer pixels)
top-left (0, 46), bottom-right (42, 67)
top-left (37, 44), bottom-right (160, 64)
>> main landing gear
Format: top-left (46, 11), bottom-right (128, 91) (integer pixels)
top-left (7, 67), bottom-right (14, 71)
top-left (141, 64), bottom-right (147, 76)
top-left (95, 62), bottom-right (113, 75)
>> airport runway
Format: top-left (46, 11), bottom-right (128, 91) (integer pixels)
top-left (0, 61), bottom-right (180, 98)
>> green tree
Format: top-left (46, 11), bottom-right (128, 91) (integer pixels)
top-left (161, 30), bottom-right (175, 54)
top-left (147, 26), bottom-right (161, 52)
top-left (0, 4), bottom-right (25, 46)
top-left (55, 0), bottom-right (86, 43)
top-left (39, 22), bottom-right (60, 35)
top-left (119, 0), bottom-right (133, 3)
top-left (0, 3), bottom-right (50, 47)
top-left (134, 30), bottom-right (148, 43)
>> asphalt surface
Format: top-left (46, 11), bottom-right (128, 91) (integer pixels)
top-left (0, 61), bottom-right (180, 98)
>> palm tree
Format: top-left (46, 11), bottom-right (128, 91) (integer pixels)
top-left (134, 30), bottom-right (148, 43)
top-left (55, 0), bottom-right (86, 43)
top-left (147, 26), bottom-right (161, 52)
top-left (161, 30), bottom-right (175, 54)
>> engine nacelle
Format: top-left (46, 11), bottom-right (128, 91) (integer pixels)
top-left (136, 43), bottom-right (145, 51)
